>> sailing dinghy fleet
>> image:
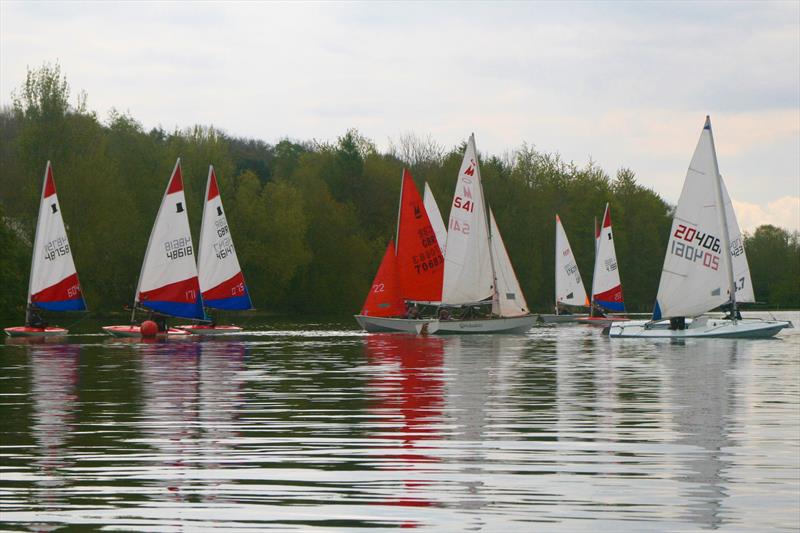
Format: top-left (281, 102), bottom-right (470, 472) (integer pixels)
top-left (4, 121), bottom-right (794, 339)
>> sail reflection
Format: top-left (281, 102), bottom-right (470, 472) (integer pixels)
top-left (364, 333), bottom-right (445, 517)
top-left (28, 342), bottom-right (81, 512)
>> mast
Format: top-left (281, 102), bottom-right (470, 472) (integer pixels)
top-left (554, 215), bottom-right (558, 315)
top-left (706, 116), bottom-right (737, 318)
top-left (472, 134), bottom-right (498, 308)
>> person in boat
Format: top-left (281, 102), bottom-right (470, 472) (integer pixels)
top-left (669, 317), bottom-right (686, 330)
top-left (556, 303), bottom-right (573, 315)
top-left (406, 304), bottom-right (420, 319)
top-left (721, 303), bottom-right (743, 320)
top-left (149, 312), bottom-right (168, 333)
top-left (591, 302), bottom-right (607, 318)
top-left (26, 306), bottom-right (47, 329)
top-left (438, 307), bottom-right (452, 321)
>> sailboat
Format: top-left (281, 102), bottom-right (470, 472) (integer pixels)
top-left (607, 116), bottom-right (793, 338)
top-left (102, 159), bottom-right (202, 337)
top-left (355, 169), bottom-right (445, 331)
top-left (176, 166), bottom-right (252, 335)
top-left (577, 203), bottom-right (629, 326)
top-left (5, 162), bottom-right (87, 337)
top-left (539, 214), bottom-right (590, 324)
top-left (356, 134), bottom-right (536, 334)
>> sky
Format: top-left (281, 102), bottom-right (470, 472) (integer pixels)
top-left (1, 1), bottom-right (798, 232)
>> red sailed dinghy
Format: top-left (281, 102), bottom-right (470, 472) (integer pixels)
top-left (103, 160), bottom-right (200, 338)
top-left (5, 162), bottom-right (87, 337)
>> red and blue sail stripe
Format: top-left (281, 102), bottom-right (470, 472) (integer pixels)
top-left (139, 276), bottom-right (204, 319)
top-left (30, 272), bottom-right (86, 311)
top-left (202, 271), bottom-right (252, 310)
top-left (594, 285), bottom-right (625, 312)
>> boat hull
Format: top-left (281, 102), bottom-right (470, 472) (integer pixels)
top-left (4, 326), bottom-right (68, 337)
top-left (354, 314), bottom-right (536, 334)
top-left (607, 317), bottom-right (793, 339)
top-left (102, 325), bottom-right (191, 338)
top-left (538, 314), bottom-right (588, 324)
top-left (576, 316), bottom-right (630, 327)
top-left (174, 325), bottom-right (243, 336)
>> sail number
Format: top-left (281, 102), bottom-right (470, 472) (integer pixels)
top-left (453, 196), bottom-right (475, 213)
top-left (213, 236), bottom-right (235, 260)
top-left (671, 240), bottom-right (719, 271)
top-left (164, 236), bottom-right (193, 260)
top-left (412, 248), bottom-right (444, 274)
top-left (43, 236), bottom-right (70, 261)
top-left (450, 219), bottom-right (470, 235)
top-left (215, 218), bottom-right (229, 238)
top-left (673, 224), bottom-right (721, 253)
top-left (372, 282), bottom-right (385, 293)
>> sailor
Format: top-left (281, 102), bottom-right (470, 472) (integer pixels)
top-left (26, 306), bottom-right (47, 329)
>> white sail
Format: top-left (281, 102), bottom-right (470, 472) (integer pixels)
top-left (490, 210), bottom-right (528, 317)
top-left (27, 162), bottom-right (86, 312)
top-left (197, 166), bottom-right (251, 310)
top-left (555, 214), bottom-right (589, 309)
top-left (135, 159), bottom-right (204, 320)
top-left (442, 134), bottom-right (494, 304)
top-left (654, 117), bottom-right (730, 319)
top-left (591, 203), bottom-right (625, 312)
top-left (721, 179), bottom-right (755, 303)
top-left (423, 182), bottom-right (448, 255)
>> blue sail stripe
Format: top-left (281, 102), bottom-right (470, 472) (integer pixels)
top-left (596, 299), bottom-right (625, 312)
top-left (35, 298), bottom-right (87, 312)
top-left (204, 293), bottom-right (252, 311)
top-left (142, 299), bottom-right (205, 320)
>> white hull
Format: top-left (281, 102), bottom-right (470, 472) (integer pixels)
top-left (354, 314), bottom-right (536, 334)
top-left (174, 325), bottom-right (244, 336)
top-left (607, 317), bottom-right (793, 339)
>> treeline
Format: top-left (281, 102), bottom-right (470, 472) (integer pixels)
top-left (0, 64), bottom-right (798, 321)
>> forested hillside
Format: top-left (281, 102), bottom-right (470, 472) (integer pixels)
top-left (1, 65), bottom-right (797, 321)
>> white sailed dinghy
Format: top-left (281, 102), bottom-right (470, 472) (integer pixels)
top-left (539, 215), bottom-right (590, 324)
top-left (5, 162), bottom-right (87, 337)
top-left (177, 166), bottom-right (252, 336)
top-left (608, 117), bottom-right (792, 339)
top-left (357, 134), bottom-right (536, 334)
top-left (103, 159), bottom-right (201, 337)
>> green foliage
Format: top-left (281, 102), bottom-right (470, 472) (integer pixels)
top-left (0, 64), bottom-right (797, 322)
top-left (745, 225), bottom-right (800, 308)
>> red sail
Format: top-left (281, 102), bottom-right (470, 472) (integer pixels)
top-left (396, 169), bottom-right (444, 302)
top-left (361, 241), bottom-right (404, 317)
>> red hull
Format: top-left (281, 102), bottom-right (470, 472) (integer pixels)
top-left (4, 326), bottom-right (68, 337)
top-left (102, 325), bottom-right (190, 338)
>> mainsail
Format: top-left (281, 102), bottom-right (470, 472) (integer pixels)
top-left (27, 162), bottom-right (86, 312)
top-left (591, 204), bottom-right (624, 312)
top-left (396, 170), bottom-right (444, 302)
top-left (555, 214), bottom-right (589, 309)
top-left (361, 241), bottom-right (404, 317)
top-left (197, 166), bottom-right (252, 310)
top-left (135, 159), bottom-right (204, 320)
top-left (489, 210), bottom-right (529, 317)
top-left (423, 182), bottom-right (448, 256)
top-left (442, 134), bottom-right (494, 304)
top-left (654, 117), bottom-right (735, 319)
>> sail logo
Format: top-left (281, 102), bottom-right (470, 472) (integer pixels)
top-left (464, 159), bottom-right (476, 177)
top-left (413, 204), bottom-right (422, 219)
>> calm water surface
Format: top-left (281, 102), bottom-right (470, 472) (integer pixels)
top-left (1, 312), bottom-right (798, 531)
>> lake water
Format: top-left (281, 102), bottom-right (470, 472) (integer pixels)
top-left (1, 312), bottom-right (798, 531)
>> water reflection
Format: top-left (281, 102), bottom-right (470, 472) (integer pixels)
top-left (364, 333), bottom-right (445, 521)
top-left (28, 342), bottom-right (81, 526)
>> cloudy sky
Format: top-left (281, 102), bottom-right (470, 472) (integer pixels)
top-left (1, 1), bottom-right (798, 231)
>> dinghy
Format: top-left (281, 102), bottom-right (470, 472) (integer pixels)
top-left (177, 166), bottom-right (252, 335)
top-left (356, 135), bottom-right (536, 334)
top-left (102, 160), bottom-right (201, 338)
top-left (577, 204), bottom-right (629, 327)
top-left (539, 214), bottom-right (590, 324)
top-left (607, 117), bottom-right (792, 338)
top-left (5, 162), bottom-right (86, 337)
